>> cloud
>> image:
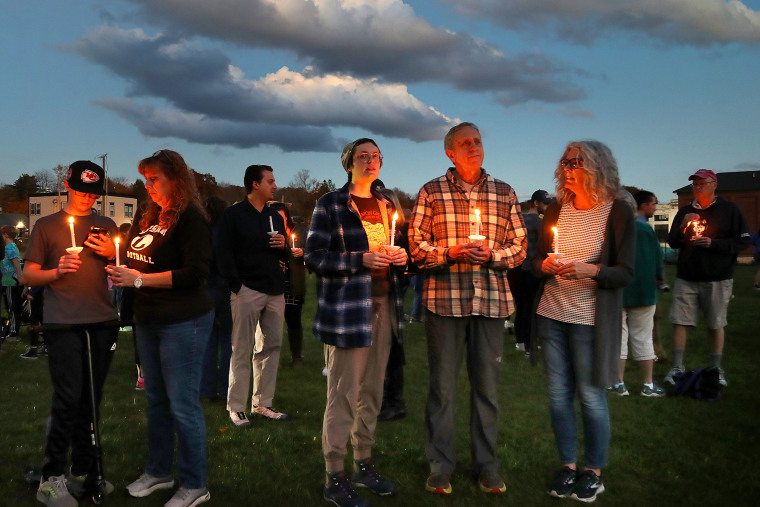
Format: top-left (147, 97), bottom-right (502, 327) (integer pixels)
top-left (69, 25), bottom-right (459, 149)
top-left (558, 107), bottom-right (594, 118)
top-left (123, 0), bottom-right (584, 100)
top-left (441, 0), bottom-right (760, 46)
top-left (95, 98), bottom-right (341, 151)
top-left (735, 161), bottom-right (760, 169)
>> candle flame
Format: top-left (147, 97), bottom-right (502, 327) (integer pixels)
top-left (392, 211), bottom-right (398, 221)
top-left (69, 217), bottom-right (74, 225)
top-left (474, 209), bottom-right (480, 217)
top-left (115, 237), bottom-right (120, 245)
top-left (291, 233), bottom-right (295, 240)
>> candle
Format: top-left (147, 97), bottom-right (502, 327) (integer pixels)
top-left (114, 237), bottom-right (120, 266)
top-left (552, 226), bottom-right (559, 253)
top-left (474, 209), bottom-right (481, 237)
top-left (390, 211), bottom-right (398, 246)
top-left (291, 233), bottom-right (295, 249)
top-left (269, 216), bottom-right (274, 233)
top-left (68, 216), bottom-right (76, 248)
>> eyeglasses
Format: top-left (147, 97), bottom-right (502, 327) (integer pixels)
top-left (691, 180), bottom-right (715, 188)
top-left (71, 190), bottom-right (100, 200)
top-left (355, 153), bottom-right (383, 164)
top-left (560, 158), bottom-right (584, 170)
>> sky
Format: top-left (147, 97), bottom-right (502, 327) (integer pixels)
top-left (2, 0), bottom-right (759, 203)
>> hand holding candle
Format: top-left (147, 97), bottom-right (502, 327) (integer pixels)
top-left (390, 211), bottom-right (398, 247)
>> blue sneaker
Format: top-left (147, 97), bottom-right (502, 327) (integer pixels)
top-left (570, 470), bottom-right (605, 503)
top-left (606, 383), bottom-right (629, 396)
top-left (641, 383), bottom-right (665, 397)
top-left (547, 466), bottom-right (577, 498)
top-left (352, 459), bottom-right (395, 496)
top-left (324, 472), bottom-right (367, 507)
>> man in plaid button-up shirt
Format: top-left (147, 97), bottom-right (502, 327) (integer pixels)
top-left (409, 122), bottom-right (526, 495)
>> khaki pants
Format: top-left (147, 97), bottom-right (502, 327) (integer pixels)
top-left (227, 286), bottom-right (284, 411)
top-left (323, 295), bottom-right (393, 472)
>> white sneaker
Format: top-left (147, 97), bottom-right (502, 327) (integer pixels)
top-left (164, 487), bottom-right (210, 507)
top-left (229, 410), bottom-right (251, 427)
top-left (253, 405), bottom-right (289, 421)
top-left (37, 475), bottom-right (78, 507)
top-left (126, 473), bottom-right (175, 498)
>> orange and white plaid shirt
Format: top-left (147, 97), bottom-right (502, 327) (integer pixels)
top-left (409, 168), bottom-right (527, 318)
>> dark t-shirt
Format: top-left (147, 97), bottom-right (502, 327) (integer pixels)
top-left (127, 206), bottom-right (213, 325)
top-left (352, 195), bottom-right (390, 297)
top-left (24, 210), bottom-right (118, 324)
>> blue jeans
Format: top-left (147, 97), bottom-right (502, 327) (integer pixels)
top-left (537, 316), bottom-right (610, 469)
top-left (136, 311), bottom-right (213, 489)
top-left (410, 274), bottom-right (424, 321)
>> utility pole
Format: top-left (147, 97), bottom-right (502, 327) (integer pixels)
top-left (98, 154), bottom-right (108, 216)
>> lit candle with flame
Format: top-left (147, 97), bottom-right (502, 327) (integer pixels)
top-left (475, 209), bottom-right (481, 237)
top-left (114, 236), bottom-right (120, 266)
top-left (291, 233), bottom-right (295, 249)
top-left (552, 226), bottom-right (558, 253)
top-left (390, 211), bottom-right (398, 246)
top-left (68, 217), bottom-right (76, 248)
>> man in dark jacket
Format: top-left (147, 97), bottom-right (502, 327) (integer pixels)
top-left (664, 169), bottom-right (750, 387)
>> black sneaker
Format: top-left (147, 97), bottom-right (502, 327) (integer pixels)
top-left (547, 466), bottom-right (577, 498)
top-left (352, 458), bottom-right (395, 496)
top-left (20, 346), bottom-right (39, 359)
top-left (570, 470), bottom-right (605, 503)
top-left (324, 471), bottom-right (368, 507)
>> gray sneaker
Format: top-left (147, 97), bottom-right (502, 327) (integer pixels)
top-left (606, 383), bottom-right (629, 396)
top-left (164, 487), bottom-right (211, 507)
top-left (718, 368), bottom-right (728, 387)
top-left (126, 473), bottom-right (174, 498)
top-left (641, 383), bottom-right (666, 397)
top-left (663, 366), bottom-right (685, 385)
top-left (37, 475), bottom-right (78, 507)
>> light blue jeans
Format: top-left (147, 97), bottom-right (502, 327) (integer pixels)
top-left (537, 316), bottom-right (610, 469)
top-left (136, 310), bottom-right (213, 489)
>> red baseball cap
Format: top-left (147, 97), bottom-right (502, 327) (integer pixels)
top-left (688, 169), bottom-right (717, 181)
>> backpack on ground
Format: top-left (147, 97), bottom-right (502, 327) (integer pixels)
top-left (672, 367), bottom-right (722, 401)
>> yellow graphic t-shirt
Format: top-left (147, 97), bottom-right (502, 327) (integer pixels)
top-left (352, 195), bottom-right (390, 296)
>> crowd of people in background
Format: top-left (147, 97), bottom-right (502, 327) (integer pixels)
top-left (5, 121), bottom-right (752, 507)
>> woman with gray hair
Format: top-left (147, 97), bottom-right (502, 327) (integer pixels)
top-left (531, 140), bottom-right (635, 502)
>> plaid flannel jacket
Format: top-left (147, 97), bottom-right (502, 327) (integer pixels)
top-left (304, 183), bottom-right (405, 348)
top-left (409, 168), bottom-right (527, 318)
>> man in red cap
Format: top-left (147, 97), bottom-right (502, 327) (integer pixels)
top-left (23, 160), bottom-right (119, 506)
top-left (664, 169), bottom-right (750, 387)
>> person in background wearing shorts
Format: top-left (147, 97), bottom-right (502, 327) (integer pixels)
top-left (664, 169), bottom-right (750, 387)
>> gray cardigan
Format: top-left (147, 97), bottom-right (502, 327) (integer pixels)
top-left (531, 199), bottom-right (636, 388)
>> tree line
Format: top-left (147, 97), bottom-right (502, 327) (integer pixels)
top-left (1, 166), bottom-right (417, 230)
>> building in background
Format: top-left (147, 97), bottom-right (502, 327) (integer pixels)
top-left (28, 191), bottom-right (138, 231)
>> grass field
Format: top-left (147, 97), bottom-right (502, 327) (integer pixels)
top-left (1, 264), bottom-right (759, 506)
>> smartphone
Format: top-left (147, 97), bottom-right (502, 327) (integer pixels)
top-left (88, 226), bottom-right (109, 240)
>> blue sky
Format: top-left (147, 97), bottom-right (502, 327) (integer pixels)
top-left (2, 0), bottom-right (759, 203)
